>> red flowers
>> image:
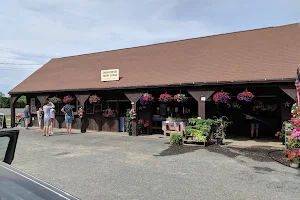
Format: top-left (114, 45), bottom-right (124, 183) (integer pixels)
top-left (275, 132), bottom-right (280, 137)
top-left (213, 92), bottom-right (231, 104)
top-left (237, 91), bottom-right (254, 102)
top-left (159, 93), bottom-right (173, 103)
top-left (63, 95), bottom-right (74, 103)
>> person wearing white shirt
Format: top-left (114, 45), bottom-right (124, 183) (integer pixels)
top-left (49, 108), bottom-right (56, 135)
top-left (43, 101), bottom-right (55, 137)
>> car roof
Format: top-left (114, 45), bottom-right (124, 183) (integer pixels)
top-left (0, 161), bottom-right (80, 200)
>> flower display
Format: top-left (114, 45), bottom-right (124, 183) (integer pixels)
top-left (173, 94), bottom-right (188, 103)
top-left (237, 91), bottom-right (254, 102)
top-left (213, 92), bottom-right (231, 104)
top-left (78, 107), bottom-right (84, 118)
top-left (103, 108), bottom-right (118, 118)
top-left (129, 108), bottom-right (136, 120)
top-left (89, 95), bottom-right (100, 104)
top-left (48, 96), bottom-right (62, 103)
top-left (139, 93), bottom-right (155, 105)
top-left (63, 95), bottom-right (75, 103)
top-left (286, 149), bottom-right (300, 164)
top-left (159, 93), bottom-right (173, 103)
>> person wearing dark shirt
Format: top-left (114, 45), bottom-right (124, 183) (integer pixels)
top-left (24, 105), bottom-right (31, 130)
top-left (247, 109), bottom-right (260, 139)
top-left (61, 103), bottom-right (74, 135)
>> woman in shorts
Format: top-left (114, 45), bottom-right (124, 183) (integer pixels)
top-left (61, 102), bottom-right (74, 135)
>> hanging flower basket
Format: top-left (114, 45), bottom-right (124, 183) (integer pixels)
top-left (173, 94), bottom-right (188, 103)
top-left (237, 91), bottom-right (254, 102)
top-left (213, 92), bottom-right (231, 104)
top-left (89, 95), bottom-right (100, 104)
top-left (48, 96), bottom-right (61, 103)
top-left (159, 93), bottom-right (173, 103)
top-left (103, 108), bottom-right (118, 118)
top-left (63, 95), bottom-right (75, 103)
top-left (139, 93), bottom-right (155, 105)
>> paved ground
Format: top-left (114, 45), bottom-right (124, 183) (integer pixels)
top-left (11, 127), bottom-right (300, 200)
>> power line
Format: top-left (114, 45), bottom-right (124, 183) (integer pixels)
top-left (0, 68), bottom-right (37, 71)
top-left (0, 63), bottom-right (43, 65)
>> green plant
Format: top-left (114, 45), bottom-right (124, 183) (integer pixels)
top-left (185, 118), bottom-right (213, 142)
top-left (170, 133), bottom-right (183, 145)
top-left (125, 109), bottom-right (132, 133)
top-left (212, 116), bottom-right (231, 139)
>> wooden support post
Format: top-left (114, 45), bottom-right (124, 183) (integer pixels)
top-left (37, 95), bottom-right (49, 105)
top-left (124, 91), bottom-right (144, 136)
top-left (75, 94), bottom-right (90, 108)
top-left (10, 95), bottom-right (20, 128)
top-left (279, 86), bottom-right (297, 102)
top-left (75, 94), bottom-right (90, 133)
top-left (187, 89), bottom-right (215, 119)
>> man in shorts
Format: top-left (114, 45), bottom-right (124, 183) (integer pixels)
top-left (61, 102), bottom-right (74, 135)
top-left (24, 105), bottom-right (31, 130)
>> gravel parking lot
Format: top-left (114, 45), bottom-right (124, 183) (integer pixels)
top-left (12, 128), bottom-right (300, 200)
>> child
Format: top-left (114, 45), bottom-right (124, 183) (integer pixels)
top-left (49, 108), bottom-right (56, 135)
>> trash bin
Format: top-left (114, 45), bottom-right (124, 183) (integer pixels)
top-left (119, 117), bottom-right (125, 132)
top-left (21, 117), bottom-right (25, 127)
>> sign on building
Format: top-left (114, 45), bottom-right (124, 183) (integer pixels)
top-left (101, 69), bottom-right (119, 82)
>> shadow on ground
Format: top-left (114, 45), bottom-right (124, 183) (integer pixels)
top-left (155, 144), bottom-right (291, 164)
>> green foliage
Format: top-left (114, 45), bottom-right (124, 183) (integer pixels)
top-left (185, 118), bottom-right (213, 142)
top-left (212, 116), bottom-right (231, 139)
top-left (15, 96), bottom-right (26, 108)
top-left (170, 133), bottom-right (183, 145)
top-left (0, 96), bottom-right (10, 108)
top-left (125, 109), bottom-right (132, 133)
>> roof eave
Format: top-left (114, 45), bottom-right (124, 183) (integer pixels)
top-left (8, 78), bottom-right (295, 95)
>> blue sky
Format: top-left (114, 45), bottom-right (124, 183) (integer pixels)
top-left (0, 0), bottom-right (299, 96)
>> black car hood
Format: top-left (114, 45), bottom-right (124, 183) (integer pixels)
top-left (0, 162), bottom-right (80, 200)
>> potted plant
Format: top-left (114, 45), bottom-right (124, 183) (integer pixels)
top-left (48, 96), bottom-right (62, 103)
top-left (63, 95), bottom-right (75, 103)
top-left (213, 91), bottom-right (231, 104)
top-left (125, 109), bottom-right (133, 135)
top-left (139, 93), bottom-right (155, 105)
top-left (102, 108), bottom-right (118, 118)
top-left (170, 133), bottom-right (184, 145)
top-left (237, 90), bottom-right (254, 102)
top-left (286, 150), bottom-right (300, 168)
top-left (212, 116), bottom-right (231, 145)
top-left (185, 118), bottom-right (213, 143)
top-left (159, 93), bottom-right (173, 103)
top-left (173, 93), bottom-right (188, 103)
top-left (275, 122), bottom-right (287, 145)
top-left (89, 95), bottom-right (100, 104)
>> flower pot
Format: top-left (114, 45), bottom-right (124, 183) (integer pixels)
top-left (216, 138), bottom-right (223, 145)
top-left (289, 162), bottom-right (299, 168)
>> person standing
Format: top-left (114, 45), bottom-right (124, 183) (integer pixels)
top-left (24, 105), bottom-right (31, 130)
top-left (43, 101), bottom-right (55, 137)
top-left (49, 108), bottom-right (56, 135)
top-left (37, 107), bottom-right (43, 129)
top-left (61, 102), bottom-right (74, 135)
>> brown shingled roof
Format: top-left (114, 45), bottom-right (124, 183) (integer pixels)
top-left (9, 23), bottom-right (300, 94)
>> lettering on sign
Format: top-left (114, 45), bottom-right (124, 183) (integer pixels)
top-left (101, 69), bottom-right (119, 82)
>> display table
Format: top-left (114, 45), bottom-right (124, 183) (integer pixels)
top-left (162, 121), bottom-right (186, 136)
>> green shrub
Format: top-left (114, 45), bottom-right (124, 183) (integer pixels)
top-left (170, 133), bottom-right (183, 145)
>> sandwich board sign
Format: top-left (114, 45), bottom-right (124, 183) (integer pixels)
top-left (101, 69), bottom-right (119, 82)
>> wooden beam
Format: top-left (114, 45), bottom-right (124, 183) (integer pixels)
top-left (279, 86), bottom-right (297, 101)
top-left (123, 91), bottom-right (144, 136)
top-left (124, 91), bottom-right (144, 103)
top-left (10, 95), bottom-right (20, 128)
top-left (187, 89), bottom-right (216, 119)
top-left (75, 94), bottom-right (90, 108)
top-left (37, 95), bottom-right (49, 105)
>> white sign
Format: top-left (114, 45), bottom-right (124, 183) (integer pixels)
top-left (101, 69), bottom-right (119, 82)
top-left (201, 97), bottom-right (206, 101)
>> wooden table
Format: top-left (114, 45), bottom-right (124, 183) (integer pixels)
top-left (162, 121), bottom-right (186, 136)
